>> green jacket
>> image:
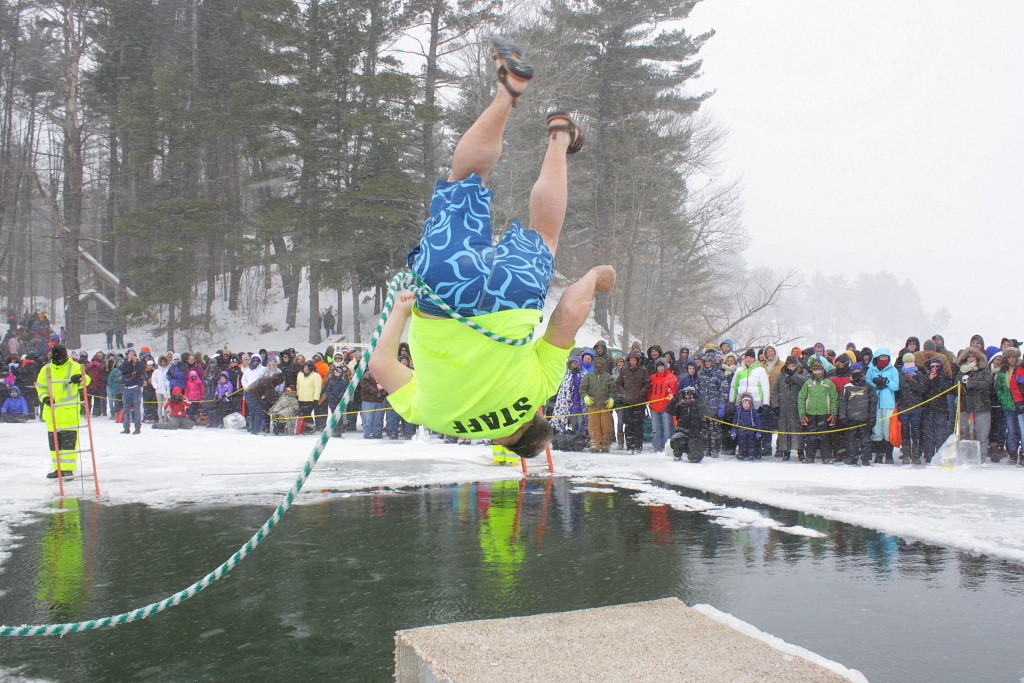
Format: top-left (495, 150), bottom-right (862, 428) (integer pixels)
top-left (580, 369), bottom-right (615, 405)
top-left (797, 377), bottom-right (838, 418)
top-left (995, 371), bottom-right (1016, 410)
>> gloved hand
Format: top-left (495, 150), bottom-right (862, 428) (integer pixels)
top-left (70, 373), bottom-right (82, 384)
top-left (730, 430), bottom-right (737, 440)
top-left (605, 398), bottom-right (614, 409)
top-left (802, 416), bottom-right (810, 425)
top-left (1015, 401), bottom-right (1024, 414)
top-left (773, 406), bottom-right (780, 418)
top-left (872, 376), bottom-right (888, 390)
top-left (828, 415), bottom-right (836, 426)
top-left (717, 404), bottom-right (725, 419)
top-left (42, 396), bottom-right (51, 407)
top-left (583, 395), bottom-right (594, 406)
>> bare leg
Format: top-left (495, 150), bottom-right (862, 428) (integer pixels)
top-left (447, 85), bottom-right (524, 183)
top-left (528, 121), bottom-right (571, 255)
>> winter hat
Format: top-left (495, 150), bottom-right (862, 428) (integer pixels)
top-left (985, 346), bottom-right (999, 361)
top-left (810, 360), bottom-right (824, 372)
top-left (141, 346), bottom-right (151, 355)
top-left (739, 393), bottom-right (753, 404)
top-left (926, 357), bottom-right (944, 368)
top-left (850, 363), bottom-right (863, 372)
top-left (785, 355), bottom-right (800, 366)
top-left (594, 356), bottom-right (607, 369)
top-left (923, 339), bottom-right (936, 352)
top-left (250, 357), bottom-right (262, 368)
top-left (702, 351), bottom-right (716, 362)
top-left (970, 334), bottom-right (985, 347)
top-left (268, 352), bottom-right (279, 363)
top-left (902, 352), bottom-right (916, 363)
top-left (655, 358), bottom-right (667, 369)
top-left (1002, 347), bottom-right (1020, 360)
top-left (743, 348), bottom-right (756, 359)
top-left (339, 346), bottom-right (350, 354)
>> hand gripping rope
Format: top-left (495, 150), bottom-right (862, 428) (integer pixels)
top-left (1, 272), bottom-right (527, 637)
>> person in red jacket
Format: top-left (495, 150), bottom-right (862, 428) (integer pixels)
top-left (647, 358), bottom-right (678, 453)
top-left (152, 387), bottom-right (194, 430)
top-left (84, 353), bottom-right (107, 416)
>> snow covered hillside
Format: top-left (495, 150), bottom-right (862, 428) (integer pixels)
top-left (74, 273), bottom-right (612, 358)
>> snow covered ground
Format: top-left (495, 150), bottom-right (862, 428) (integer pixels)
top-left (3, 417), bottom-right (1024, 581)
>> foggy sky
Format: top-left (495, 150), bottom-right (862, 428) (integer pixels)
top-left (688, 1), bottom-right (1024, 349)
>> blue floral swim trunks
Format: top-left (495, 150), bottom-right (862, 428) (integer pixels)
top-left (407, 173), bottom-right (554, 318)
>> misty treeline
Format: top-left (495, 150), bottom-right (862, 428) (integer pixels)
top-left (0, 0), bottom-right (791, 352)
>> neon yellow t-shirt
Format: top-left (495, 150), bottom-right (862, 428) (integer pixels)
top-left (387, 308), bottom-right (570, 439)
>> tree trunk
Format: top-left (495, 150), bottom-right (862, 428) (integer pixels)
top-left (60, 14), bottom-right (84, 349)
top-left (350, 274), bottom-right (361, 342)
top-left (308, 264), bottom-right (321, 345)
top-left (228, 264), bottom-right (242, 312)
top-left (166, 303), bottom-right (175, 352)
top-left (336, 287), bottom-right (344, 339)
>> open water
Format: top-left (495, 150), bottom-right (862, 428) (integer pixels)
top-left (1, 478), bottom-right (1023, 682)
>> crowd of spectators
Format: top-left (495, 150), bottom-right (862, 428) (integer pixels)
top-left (4, 328), bottom-right (1023, 470)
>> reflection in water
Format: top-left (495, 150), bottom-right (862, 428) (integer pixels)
top-left (34, 498), bottom-right (87, 617)
top-left (477, 480), bottom-right (525, 595)
top-left (2, 478), bottom-right (1023, 683)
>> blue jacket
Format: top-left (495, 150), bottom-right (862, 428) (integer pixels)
top-left (865, 348), bottom-right (900, 410)
top-left (1, 387), bottom-right (29, 414)
top-left (167, 361), bottom-right (189, 392)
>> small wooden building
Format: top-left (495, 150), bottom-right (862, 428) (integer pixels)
top-left (78, 289), bottom-right (117, 335)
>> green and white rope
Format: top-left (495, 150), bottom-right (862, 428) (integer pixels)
top-left (1, 271), bottom-right (529, 637)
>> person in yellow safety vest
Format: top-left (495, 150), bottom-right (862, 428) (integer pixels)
top-left (35, 344), bottom-right (91, 480)
top-left (491, 442), bottom-right (519, 465)
top-left (36, 497), bottom-right (87, 618)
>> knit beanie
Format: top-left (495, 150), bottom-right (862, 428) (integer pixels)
top-left (902, 352), bottom-right (916, 363)
top-left (923, 339), bottom-right (936, 352)
top-left (743, 348), bottom-right (756, 359)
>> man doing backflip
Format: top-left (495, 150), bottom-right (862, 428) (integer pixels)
top-left (370, 37), bottom-right (615, 458)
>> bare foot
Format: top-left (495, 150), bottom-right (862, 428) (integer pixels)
top-left (591, 265), bottom-right (616, 292)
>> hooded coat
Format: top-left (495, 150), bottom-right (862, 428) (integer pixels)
top-left (616, 352), bottom-right (651, 405)
top-left (241, 357), bottom-right (267, 390)
top-left (1, 386), bottom-right (29, 414)
top-left (761, 346), bottom-right (784, 386)
top-left (771, 364), bottom-right (808, 436)
top-left (695, 358), bottom-right (728, 415)
top-left (168, 360), bottom-right (190, 393)
top-left (84, 355), bottom-right (106, 394)
top-left (865, 349), bottom-right (900, 410)
top-left (580, 357), bottom-right (615, 405)
top-left (647, 366), bottom-right (678, 413)
top-left (644, 345), bottom-right (664, 376)
top-left (185, 370), bottom-right (205, 402)
top-left (896, 336), bottom-right (921, 370)
top-left (956, 347), bottom-right (992, 414)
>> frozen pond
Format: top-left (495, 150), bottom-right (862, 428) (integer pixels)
top-left (2, 478), bottom-right (1023, 681)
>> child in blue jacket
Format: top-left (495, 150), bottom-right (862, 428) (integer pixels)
top-left (731, 393), bottom-right (762, 460)
top-left (1, 386), bottom-right (31, 422)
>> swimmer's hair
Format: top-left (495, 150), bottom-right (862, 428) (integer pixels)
top-left (505, 413), bottom-right (553, 458)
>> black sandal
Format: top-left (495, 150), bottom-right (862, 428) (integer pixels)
top-left (546, 111), bottom-right (585, 154)
top-left (490, 36), bottom-right (533, 105)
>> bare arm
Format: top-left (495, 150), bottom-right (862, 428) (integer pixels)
top-left (368, 293), bottom-right (415, 394)
top-left (542, 265), bottom-right (616, 349)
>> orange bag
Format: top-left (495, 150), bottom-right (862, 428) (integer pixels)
top-left (889, 409), bottom-right (903, 448)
